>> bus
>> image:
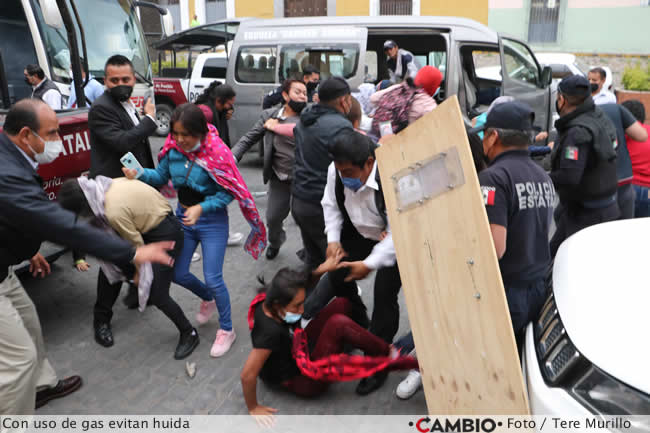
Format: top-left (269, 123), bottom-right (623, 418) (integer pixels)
top-left (0, 0), bottom-right (171, 265)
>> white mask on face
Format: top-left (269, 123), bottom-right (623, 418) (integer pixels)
top-left (189, 142), bottom-right (201, 152)
top-left (29, 130), bottom-right (63, 164)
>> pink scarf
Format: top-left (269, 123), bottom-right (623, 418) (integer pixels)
top-left (159, 123), bottom-right (267, 259)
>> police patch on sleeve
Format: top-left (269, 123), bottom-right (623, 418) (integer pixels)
top-left (481, 186), bottom-right (496, 206)
top-left (564, 146), bottom-right (579, 161)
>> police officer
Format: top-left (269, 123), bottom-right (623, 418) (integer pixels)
top-left (549, 75), bottom-right (619, 257)
top-left (472, 101), bottom-right (555, 344)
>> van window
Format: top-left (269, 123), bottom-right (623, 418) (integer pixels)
top-left (502, 39), bottom-right (539, 86)
top-left (414, 51), bottom-right (447, 78)
top-left (279, 45), bottom-right (359, 81)
top-left (235, 46), bottom-right (277, 83)
top-left (473, 51), bottom-right (502, 82)
top-left (202, 58), bottom-right (227, 79)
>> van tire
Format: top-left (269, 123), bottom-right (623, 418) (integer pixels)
top-left (155, 104), bottom-right (174, 136)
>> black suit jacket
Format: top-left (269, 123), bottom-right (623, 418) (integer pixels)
top-left (88, 92), bottom-right (156, 178)
top-left (0, 133), bottom-right (134, 280)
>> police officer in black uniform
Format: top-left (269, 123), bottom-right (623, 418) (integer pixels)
top-left (472, 101), bottom-right (555, 343)
top-left (549, 75), bottom-right (619, 257)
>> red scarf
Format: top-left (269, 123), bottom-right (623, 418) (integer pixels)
top-left (248, 294), bottom-right (418, 382)
top-left (159, 123), bottom-right (267, 259)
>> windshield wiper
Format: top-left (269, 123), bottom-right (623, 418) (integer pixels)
top-left (134, 69), bottom-right (153, 86)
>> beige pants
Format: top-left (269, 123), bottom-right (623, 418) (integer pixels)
top-left (0, 269), bottom-right (58, 415)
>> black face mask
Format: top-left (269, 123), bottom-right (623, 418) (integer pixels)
top-left (590, 83), bottom-right (600, 94)
top-left (288, 99), bottom-right (306, 114)
top-left (109, 85), bottom-right (134, 102)
top-left (306, 81), bottom-right (319, 93)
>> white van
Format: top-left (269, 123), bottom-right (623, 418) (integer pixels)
top-left (226, 16), bottom-right (553, 147)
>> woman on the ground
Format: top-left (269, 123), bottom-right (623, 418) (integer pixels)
top-left (124, 103), bottom-right (266, 358)
top-left (241, 265), bottom-right (417, 417)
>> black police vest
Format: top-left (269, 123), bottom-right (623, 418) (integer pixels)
top-left (553, 104), bottom-right (618, 203)
top-left (32, 78), bottom-right (61, 102)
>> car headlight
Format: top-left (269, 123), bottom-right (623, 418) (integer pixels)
top-left (534, 294), bottom-right (650, 417)
top-left (572, 367), bottom-right (650, 415)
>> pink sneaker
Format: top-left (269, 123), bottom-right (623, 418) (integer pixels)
top-left (196, 300), bottom-right (216, 325)
top-left (210, 329), bottom-right (236, 357)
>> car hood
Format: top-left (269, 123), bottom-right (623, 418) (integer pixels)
top-left (554, 219), bottom-right (650, 395)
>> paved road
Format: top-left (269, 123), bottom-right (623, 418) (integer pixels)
top-left (25, 137), bottom-right (427, 415)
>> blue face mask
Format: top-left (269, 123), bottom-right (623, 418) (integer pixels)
top-left (283, 311), bottom-right (302, 324)
top-left (341, 176), bottom-right (363, 192)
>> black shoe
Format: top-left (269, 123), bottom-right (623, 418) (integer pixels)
top-left (122, 284), bottom-right (139, 309)
top-left (266, 246), bottom-right (280, 260)
top-left (35, 376), bottom-right (82, 409)
top-left (174, 328), bottom-right (199, 360)
top-left (355, 371), bottom-right (388, 396)
top-left (94, 322), bottom-right (114, 347)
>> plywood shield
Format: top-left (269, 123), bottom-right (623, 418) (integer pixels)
top-left (376, 96), bottom-right (529, 414)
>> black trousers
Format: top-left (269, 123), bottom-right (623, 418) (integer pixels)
top-left (94, 214), bottom-right (192, 334)
top-left (550, 201), bottom-right (620, 258)
top-left (291, 196), bottom-right (327, 270)
top-left (303, 222), bottom-right (402, 344)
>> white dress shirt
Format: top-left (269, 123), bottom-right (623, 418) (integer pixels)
top-left (321, 161), bottom-right (396, 270)
top-left (32, 80), bottom-right (62, 110)
top-left (593, 90), bottom-right (617, 105)
top-left (120, 100), bottom-right (156, 126)
top-left (16, 145), bottom-right (39, 170)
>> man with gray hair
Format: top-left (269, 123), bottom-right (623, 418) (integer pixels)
top-left (0, 99), bottom-right (175, 414)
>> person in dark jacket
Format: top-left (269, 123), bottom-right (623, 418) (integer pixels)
top-left (195, 82), bottom-right (236, 147)
top-left (0, 99), bottom-right (175, 415)
top-left (262, 65), bottom-right (320, 109)
top-left (88, 54), bottom-right (157, 309)
top-left (88, 55), bottom-right (156, 179)
top-left (231, 79), bottom-right (308, 259)
top-left (24, 64), bottom-right (62, 110)
top-left (291, 77), bottom-right (354, 269)
top-left (549, 75), bottom-right (620, 257)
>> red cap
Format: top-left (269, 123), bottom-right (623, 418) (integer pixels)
top-left (414, 66), bottom-right (443, 97)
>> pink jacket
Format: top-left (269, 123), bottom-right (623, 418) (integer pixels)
top-left (370, 83), bottom-right (437, 125)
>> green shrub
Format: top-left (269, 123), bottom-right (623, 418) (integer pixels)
top-left (622, 63), bottom-right (650, 91)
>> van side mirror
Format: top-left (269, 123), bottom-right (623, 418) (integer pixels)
top-left (39, 0), bottom-right (64, 29)
top-left (540, 66), bottom-right (553, 88)
top-left (161, 10), bottom-right (174, 37)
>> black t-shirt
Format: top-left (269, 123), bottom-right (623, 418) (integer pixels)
top-left (250, 303), bottom-right (300, 384)
top-left (599, 104), bottom-right (637, 183)
top-left (479, 150), bottom-right (555, 286)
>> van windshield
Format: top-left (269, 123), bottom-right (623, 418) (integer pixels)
top-left (279, 45), bottom-right (359, 81)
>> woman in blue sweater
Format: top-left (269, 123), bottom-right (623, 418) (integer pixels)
top-left (125, 103), bottom-right (266, 357)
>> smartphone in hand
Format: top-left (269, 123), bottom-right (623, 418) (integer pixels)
top-left (120, 152), bottom-right (144, 178)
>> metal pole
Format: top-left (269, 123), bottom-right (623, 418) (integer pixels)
top-left (56, 0), bottom-right (86, 107)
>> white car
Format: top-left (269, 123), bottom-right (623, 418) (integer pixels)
top-left (523, 219), bottom-right (650, 423)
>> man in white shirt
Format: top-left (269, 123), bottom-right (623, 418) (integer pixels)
top-left (310, 129), bottom-right (401, 396)
top-left (588, 67), bottom-right (617, 105)
top-left (24, 64), bottom-right (62, 110)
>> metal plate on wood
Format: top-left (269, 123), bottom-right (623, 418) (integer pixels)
top-left (392, 146), bottom-right (465, 212)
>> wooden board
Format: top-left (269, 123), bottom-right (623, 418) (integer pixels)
top-left (376, 96), bottom-right (529, 415)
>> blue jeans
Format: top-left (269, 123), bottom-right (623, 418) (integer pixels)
top-left (633, 184), bottom-right (650, 218)
top-left (173, 205), bottom-right (232, 331)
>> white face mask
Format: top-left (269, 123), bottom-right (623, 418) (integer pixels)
top-left (29, 130), bottom-right (63, 164)
top-left (189, 142), bottom-right (201, 152)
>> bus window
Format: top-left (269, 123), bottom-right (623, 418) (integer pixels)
top-left (279, 45), bottom-right (359, 81)
top-left (235, 46), bottom-right (276, 83)
top-left (0, 2), bottom-right (39, 102)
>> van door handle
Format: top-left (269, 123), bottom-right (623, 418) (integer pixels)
top-left (195, 84), bottom-right (205, 88)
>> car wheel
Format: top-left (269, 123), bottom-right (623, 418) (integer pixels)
top-left (155, 104), bottom-right (173, 136)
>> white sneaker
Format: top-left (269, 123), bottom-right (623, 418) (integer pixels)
top-left (210, 329), bottom-right (236, 357)
top-left (396, 369), bottom-right (422, 400)
top-left (227, 232), bottom-right (244, 246)
top-left (192, 252), bottom-right (201, 262)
